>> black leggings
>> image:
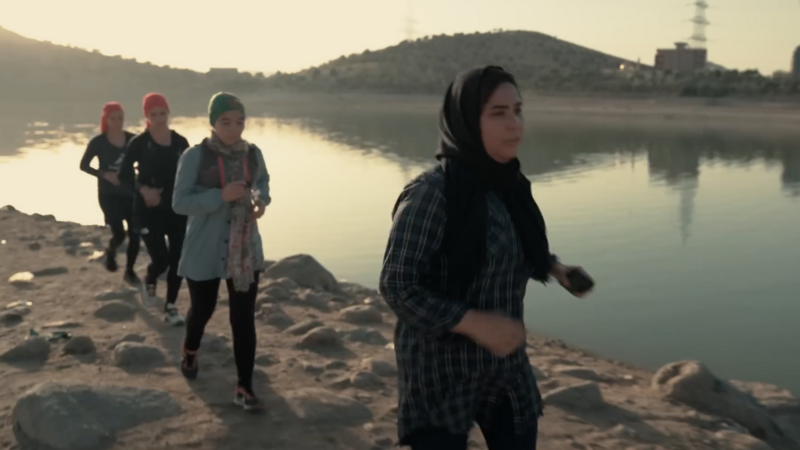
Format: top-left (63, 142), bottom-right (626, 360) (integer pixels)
top-left (184, 273), bottom-right (259, 390)
top-left (406, 401), bottom-right (538, 450)
top-left (140, 211), bottom-right (186, 306)
top-left (99, 193), bottom-right (140, 271)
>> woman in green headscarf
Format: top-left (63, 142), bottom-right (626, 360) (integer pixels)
top-left (172, 92), bottom-right (271, 411)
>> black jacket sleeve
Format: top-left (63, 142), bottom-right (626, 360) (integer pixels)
top-left (79, 138), bottom-right (100, 177)
top-left (118, 135), bottom-right (143, 188)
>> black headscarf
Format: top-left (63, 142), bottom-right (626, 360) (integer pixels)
top-left (435, 66), bottom-right (553, 295)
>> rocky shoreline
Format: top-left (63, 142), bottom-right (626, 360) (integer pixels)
top-left (0, 204), bottom-right (798, 450)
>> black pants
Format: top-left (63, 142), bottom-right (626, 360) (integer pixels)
top-left (184, 273), bottom-right (259, 390)
top-left (140, 209), bottom-right (187, 306)
top-left (99, 193), bottom-right (140, 271)
top-left (406, 403), bottom-right (538, 450)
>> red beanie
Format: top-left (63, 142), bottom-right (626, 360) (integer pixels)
top-left (100, 102), bottom-right (124, 134)
top-left (142, 93), bottom-right (170, 127)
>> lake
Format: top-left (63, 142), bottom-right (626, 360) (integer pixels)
top-left (1, 109), bottom-right (798, 394)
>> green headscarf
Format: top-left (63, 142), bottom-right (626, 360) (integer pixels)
top-left (208, 92), bottom-right (245, 126)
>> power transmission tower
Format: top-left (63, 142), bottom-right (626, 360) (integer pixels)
top-left (689, 0), bottom-right (709, 48)
top-left (404, 0), bottom-right (416, 41)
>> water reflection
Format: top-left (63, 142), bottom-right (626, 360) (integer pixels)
top-left (1, 110), bottom-right (799, 396)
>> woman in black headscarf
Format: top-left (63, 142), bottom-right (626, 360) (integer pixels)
top-left (379, 66), bottom-right (592, 450)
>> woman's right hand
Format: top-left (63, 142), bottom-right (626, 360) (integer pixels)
top-left (221, 181), bottom-right (247, 202)
top-left (452, 310), bottom-right (527, 357)
top-left (139, 186), bottom-right (162, 207)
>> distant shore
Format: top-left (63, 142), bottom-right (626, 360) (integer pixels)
top-left (245, 91), bottom-right (800, 136)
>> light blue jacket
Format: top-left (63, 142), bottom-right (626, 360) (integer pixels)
top-left (172, 144), bottom-right (271, 281)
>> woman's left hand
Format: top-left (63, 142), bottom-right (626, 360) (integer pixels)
top-left (550, 263), bottom-right (591, 298)
top-left (252, 199), bottom-right (267, 219)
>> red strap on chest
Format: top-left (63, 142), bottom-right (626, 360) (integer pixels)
top-left (217, 156), bottom-right (250, 188)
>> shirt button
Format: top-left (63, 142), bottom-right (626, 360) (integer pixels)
top-left (224, 239), bottom-right (229, 243)
top-left (221, 257), bottom-right (225, 261)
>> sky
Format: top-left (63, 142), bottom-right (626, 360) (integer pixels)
top-left (1, 0), bottom-right (799, 75)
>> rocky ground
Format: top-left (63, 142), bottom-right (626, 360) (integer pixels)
top-left (0, 205), bottom-right (798, 450)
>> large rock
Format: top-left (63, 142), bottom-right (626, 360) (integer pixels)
top-left (543, 382), bottom-right (605, 410)
top-left (94, 301), bottom-right (136, 322)
top-left (653, 361), bottom-right (797, 449)
top-left (350, 371), bottom-right (386, 391)
top-left (339, 305), bottom-right (383, 325)
top-left (362, 358), bottom-right (397, 378)
top-left (113, 343), bottom-right (166, 368)
top-left (63, 336), bottom-right (97, 356)
top-left (553, 365), bottom-right (604, 382)
top-left (284, 388), bottom-right (373, 426)
top-left (298, 327), bottom-right (343, 350)
top-left (263, 254), bottom-right (339, 292)
top-left (12, 381), bottom-right (181, 450)
top-left (0, 337), bottom-right (50, 363)
top-left (715, 430), bottom-right (775, 450)
top-left (345, 327), bottom-right (389, 345)
top-left (259, 304), bottom-right (294, 329)
top-left (285, 319), bottom-right (325, 336)
top-left (295, 290), bottom-right (332, 312)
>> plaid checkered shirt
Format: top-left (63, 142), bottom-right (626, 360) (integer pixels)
top-left (379, 166), bottom-right (545, 443)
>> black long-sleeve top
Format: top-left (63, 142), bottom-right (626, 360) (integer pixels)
top-left (79, 132), bottom-right (135, 196)
top-left (118, 129), bottom-right (190, 214)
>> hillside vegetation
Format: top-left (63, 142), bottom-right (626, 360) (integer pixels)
top-left (266, 31), bottom-right (800, 98)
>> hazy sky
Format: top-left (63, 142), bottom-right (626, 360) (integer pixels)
top-left (2, 0), bottom-right (798, 74)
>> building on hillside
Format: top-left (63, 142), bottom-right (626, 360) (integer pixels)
top-left (655, 42), bottom-right (707, 73)
top-left (793, 46), bottom-right (800, 77)
top-left (207, 68), bottom-right (240, 79)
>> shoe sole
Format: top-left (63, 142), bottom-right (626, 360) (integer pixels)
top-left (233, 396), bottom-right (264, 412)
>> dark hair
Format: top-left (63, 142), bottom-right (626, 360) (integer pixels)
top-left (479, 67), bottom-right (518, 109)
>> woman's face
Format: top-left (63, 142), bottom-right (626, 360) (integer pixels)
top-left (106, 110), bottom-right (124, 132)
top-left (479, 82), bottom-right (524, 163)
top-left (213, 110), bottom-right (246, 145)
top-left (147, 107), bottom-right (169, 128)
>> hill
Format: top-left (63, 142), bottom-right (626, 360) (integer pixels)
top-left (265, 31), bottom-right (799, 98)
top-left (266, 30), bottom-right (635, 94)
top-left (0, 26), bottom-right (261, 105)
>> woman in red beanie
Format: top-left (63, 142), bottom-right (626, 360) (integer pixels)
top-left (119, 93), bottom-right (190, 326)
top-left (79, 102), bottom-right (141, 285)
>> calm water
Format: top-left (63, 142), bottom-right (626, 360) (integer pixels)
top-left (1, 111), bottom-right (798, 394)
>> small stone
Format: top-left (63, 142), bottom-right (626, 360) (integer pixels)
top-left (361, 358), bottom-right (397, 377)
top-left (107, 334), bottom-right (146, 350)
top-left (257, 285), bottom-right (292, 303)
top-left (31, 267), bottom-right (69, 277)
top-left (8, 272), bottom-right (34, 287)
top-left (113, 343), bottom-right (166, 369)
top-left (339, 305), bottom-right (383, 325)
top-left (0, 337), bottom-right (50, 362)
top-left (203, 334), bottom-right (230, 353)
top-left (330, 376), bottom-right (352, 390)
top-left (298, 327), bottom-right (343, 349)
top-left (255, 353), bottom-right (279, 367)
top-left (326, 361), bottom-right (348, 370)
top-left (94, 301), bottom-right (136, 322)
top-left (345, 327), bottom-right (389, 345)
top-left (94, 287), bottom-right (138, 301)
top-left (554, 366), bottom-right (604, 382)
top-left (28, 242), bottom-right (41, 251)
top-left (302, 361), bottom-right (325, 375)
top-left (351, 371), bottom-right (386, 391)
top-left (0, 312), bottom-right (24, 327)
top-left (285, 319), bottom-right (324, 336)
top-left (42, 320), bottom-right (82, 329)
top-left (63, 336), bottom-right (96, 356)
